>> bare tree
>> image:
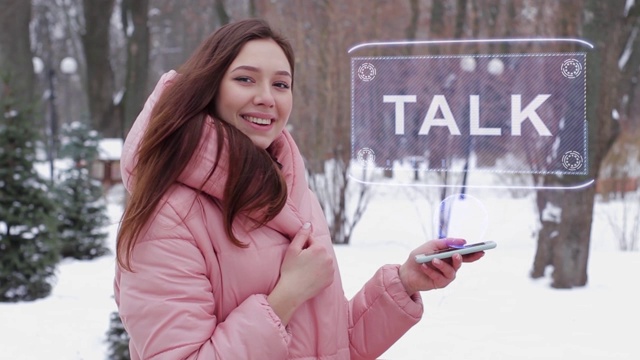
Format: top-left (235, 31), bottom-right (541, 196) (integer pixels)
top-left (529, 0), bottom-right (585, 281)
top-left (215, 0), bottom-right (230, 25)
top-left (120, 0), bottom-right (150, 138)
top-left (531, 0), bottom-right (640, 288)
top-left (260, 0), bottom-right (416, 244)
top-left (81, 0), bottom-right (119, 136)
top-left (0, 0), bottom-right (35, 110)
top-left (599, 129), bottom-right (640, 251)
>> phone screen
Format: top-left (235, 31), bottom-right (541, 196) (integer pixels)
top-left (415, 241), bottom-right (496, 263)
top-left (432, 242), bottom-right (490, 254)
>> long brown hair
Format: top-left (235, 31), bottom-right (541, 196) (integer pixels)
top-left (117, 19), bottom-right (294, 271)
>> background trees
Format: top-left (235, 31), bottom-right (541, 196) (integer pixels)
top-left (0, 84), bottom-right (59, 302)
top-left (55, 121), bottom-right (110, 260)
top-left (0, 1), bottom-right (34, 108)
top-left (531, 0), bottom-right (640, 288)
top-left (1, 0), bottom-right (638, 292)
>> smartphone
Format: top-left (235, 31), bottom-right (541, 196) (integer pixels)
top-left (414, 241), bottom-right (497, 264)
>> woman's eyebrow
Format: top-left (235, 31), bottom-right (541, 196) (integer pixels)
top-left (230, 65), bottom-right (291, 78)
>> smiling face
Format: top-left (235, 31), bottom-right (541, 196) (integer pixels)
top-left (215, 38), bottom-right (293, 149)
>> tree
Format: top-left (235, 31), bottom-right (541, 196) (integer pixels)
top-left (530, 0), bottom-right (587, 283)
top-left (215, 0), bottom-right (230, 25)
top-left (307, 151), bottom-right (371, 245)
top-left (273, 0), bottom-right (388, 244)
top-left (81, 0), bottom-right (119, 137)
top-left (55, 121), bottom-right (110, 260)
top-left (531, 0), bottom-right (640, 288)
top-left (120, 0), bottom-right (150, 138)
top-left (0, 81), bottom-right (60, 302)
top-left (0, 0), bottom-right (35, 111)
top-left (106, 311), bottom-right (130, 360)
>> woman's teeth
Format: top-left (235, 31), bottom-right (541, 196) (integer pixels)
top-left (244, 116), bottom-right (272, 125)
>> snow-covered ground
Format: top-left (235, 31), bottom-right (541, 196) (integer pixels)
top-left (1, 181), bottom-right (638, 360)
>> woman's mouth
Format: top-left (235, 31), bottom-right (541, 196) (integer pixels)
top-left (243, 115), bottom-right (273, 126)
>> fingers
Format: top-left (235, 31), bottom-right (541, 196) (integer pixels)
top-left (451, 253), bottom-right (463, 271)
top-left (443, 238), bottom-right (467, 248)
top-left (411, 238), bottom-right (488, 292)
top-left (289, 222), bottom-right (312, 250)
top-left (427, 238), bottom-right (466, 253)
top-left (420, 257), bottom-right (458, 289)
top-left (462, 251), bottom-right (485, 263)
top-left (432, 258), bottom-right (457, 279)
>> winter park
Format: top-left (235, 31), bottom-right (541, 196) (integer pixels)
top-left (2, 1), bottom-right (640, 360)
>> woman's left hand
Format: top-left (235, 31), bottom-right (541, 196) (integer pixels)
top-left (399, 238), bottom-right (484, 296)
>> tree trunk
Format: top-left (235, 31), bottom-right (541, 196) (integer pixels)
top-left (530, 188), bottom-right (558, 278)
top-left (0, 0), bottom-right (35, 109)
top-left (215, 0), bottom-right (230, 25)
top-left (121, 0), bottom-right (150, 138)
top-left (81, 0), bottom-right (118, 137)
top-left (532, 0), bottom-right (639, 288)
top-left (530, 0), bottom-right (584, 281)
top-left (552, 187), bottom-right (596, 287)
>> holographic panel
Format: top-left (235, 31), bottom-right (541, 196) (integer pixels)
top-left (351, 53), bottom-right (588, 186)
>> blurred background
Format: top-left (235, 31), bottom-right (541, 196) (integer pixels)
top-left (0, 0), bottom-right (639, 359)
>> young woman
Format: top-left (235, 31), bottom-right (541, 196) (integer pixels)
top-left (114, 18), bottom-right (484, 360)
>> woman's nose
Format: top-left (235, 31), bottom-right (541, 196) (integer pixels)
top-left (253, 84), bottom-right (275, 107)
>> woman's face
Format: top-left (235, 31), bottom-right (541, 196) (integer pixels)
top-left (216, 38), bottom-right (293, 149)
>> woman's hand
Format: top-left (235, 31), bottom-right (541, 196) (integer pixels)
top-left (399, 238), bottom-right (484, 296)
top-left (268, 223), bottom-right (335, 325)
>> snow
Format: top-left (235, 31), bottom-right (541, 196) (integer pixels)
top-left (0, 181), bottom-right (638, 360)
top-left (618, 27), bottom-right (638, 70)
top-left (541, 201), bottom-right (562, 223)
top-left (625, 0), bottom-right (636, 17)
top-left (113, 89), bottom-right (124, 106)
top-left (33, 159), bottom-right (75, 180)
top-left (98, 138), bottom-right (123, 161)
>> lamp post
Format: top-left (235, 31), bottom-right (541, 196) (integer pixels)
top-left (439, 56), bottom-right (504, 239)
top-left (59, 57), bottom-right (78, 123)
top-left (34, 56), bottom-right (78, 182)
top-left (459, 57), bottom-right (477, 198)
top-left (33, 56), bottom-right (58, 181)
top-left (458, 57), bottom-right (504, 198)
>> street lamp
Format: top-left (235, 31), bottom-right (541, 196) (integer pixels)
top-left (438, 56), bottom-right (505, 239)
top-left (33, 56), bottom-right (58, 181)
top-left (459, 56), bottom-right (477, 198)
top-left (60, 56), bottom-right (78, 74)
top-left (59, 57), bottom-right (78, 124)
top-left (32, 56), bottom-right (78, 182)
top-left (32, 57), bottom-right (44, 75)
top-left (460, 56), bottom-right (477, 72)
top-left (458, 57), bottom-right (504, 198)
top-left (487, 57), bottom-right (505, 76)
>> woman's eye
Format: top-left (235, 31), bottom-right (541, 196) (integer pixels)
top-left (274, 82), bottom-right (290, 89)
top-left (234, 76), bottom-right (253, 83)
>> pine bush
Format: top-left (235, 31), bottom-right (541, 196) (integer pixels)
top-left (55, 121), bottom-right (110, 260)
top-left (0, 84), bottom-right (61, 302)
top-left (106, 311), bottom-right (131, 360)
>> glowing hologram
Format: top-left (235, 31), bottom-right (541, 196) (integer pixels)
top-left (348, 38), bottom-right (595, 53)
top-left (348, 175), bottom-right (595, 190)
top-left (435, 193), bottom-right (489, 243)
top-left (349, 38), bottom-right (594, 190)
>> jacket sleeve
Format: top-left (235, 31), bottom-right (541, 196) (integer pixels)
top-left (116, 206), bottom-right (291, 359)
top-left (347, 264), bottom-right (424, 360)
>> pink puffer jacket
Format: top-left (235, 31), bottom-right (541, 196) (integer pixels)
top-left (114, 71), bottom-right (423, 360)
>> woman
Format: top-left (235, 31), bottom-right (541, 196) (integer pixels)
top-left (114, 18), bottom-right (484, 360)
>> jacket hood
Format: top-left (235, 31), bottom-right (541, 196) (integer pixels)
top-left (121, 71), bottom-right (310, 240)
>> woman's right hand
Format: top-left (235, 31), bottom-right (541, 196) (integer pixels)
top-left (267, 222), bottom-right (335, 325)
